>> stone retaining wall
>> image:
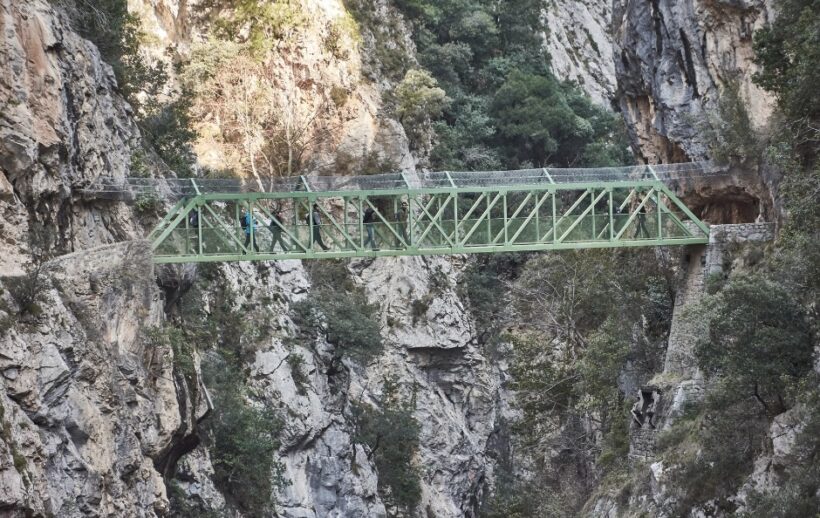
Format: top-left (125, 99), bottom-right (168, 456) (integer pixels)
top-left (631, 223), bottom-right (775, 462)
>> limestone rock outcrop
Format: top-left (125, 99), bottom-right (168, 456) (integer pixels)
top-left (0, 0), bottom-right (143, 272)
top-left (545, 0), bottom-right (617, 107)
top-left (612, 0), bottom-right (774, 164)
top-left (0, 242), bottom-right (206, 516)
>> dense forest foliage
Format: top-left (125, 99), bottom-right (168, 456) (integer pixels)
top-left (391, 0), bottom-right (630, 169)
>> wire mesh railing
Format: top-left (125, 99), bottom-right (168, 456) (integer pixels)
top-left (81, 161), bottom-right (727, 199)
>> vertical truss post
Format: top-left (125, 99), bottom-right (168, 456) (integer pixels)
top-left (503, 191), bottom-right (509, 245)
top-left (393, 195), bottom-right (398, 243)
top-left (551, 190), bottom-right (557, 243)
top-left (197, 202), bottom-right (203, 255)
top-left (445, 172), bottom-right (458, 246)
top-left (591, 189), bottom-right (596, 239)
top-left (486, 195), bottom-right (491, 243)
top-left (358, 196), bottom-right (364, 250)
top-left (408, 195), bottom-right (415, 248)
top-left (249, 198), bottom-right (255, 254)
top-left (307, 195), bottom-right (316, 255)
top-left (234, 202), bottom-right (239, 232)
top-left (609, 189), bottom-right (614, 241)
top-left (184, 199), bottom-right (190, 254)
top-left (452, 193), bottom-right (459, 246)
top-left (657, 189), bottom-right (663, 239)
top-left (190, 180), bottom-right (203, 257)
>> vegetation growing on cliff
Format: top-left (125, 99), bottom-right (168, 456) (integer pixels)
top-left (652, 3), bottom-right (820, 513)
top-left (292, 260), bottom-right (383, 361)
top-left (154, 280), bottom-right (287, 516)
top-left (393, 0), bottom-right (631, 169)
top-left (56, 0), bottom-right (196, 175)
top-left (352, 378), bottom-right (421, 514)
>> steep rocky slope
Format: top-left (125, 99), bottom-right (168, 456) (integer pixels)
top-left (0, 0), bottom-right (796, 517)
top-left (612, 0), bottom-right (774, 164)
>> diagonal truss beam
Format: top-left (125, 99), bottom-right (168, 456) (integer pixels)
top-left (148, 179), bottom-right (709, 263)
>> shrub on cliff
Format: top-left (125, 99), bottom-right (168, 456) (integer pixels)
top-left (693, 274), bottom-right (813, 417)
top-left (293, 261), bottom-right (383, 362)
top-left (351, 380), bottom-right (421, 513)
top-left (202, 356), bottom-right (286, 515)
top-left (753, 0), bottom-right (820, 121)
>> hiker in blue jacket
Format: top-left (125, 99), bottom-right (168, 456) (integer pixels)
top-left (240, 207), bottom-right (260, 252)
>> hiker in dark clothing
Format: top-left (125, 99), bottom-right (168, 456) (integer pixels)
top-left (634, 196), bottom-right (650, 239)
top-left (395, 200), bottom-right (409, 247)
top-left (269, 208), bottom-right (289, 252)
top-left (188, 210), bottom-right (200, 253)
top-left (307, 203), bottom-right (330, 251)
top-left (241, 207), bottom-right (260, 252)
top-left (363, 206), bottom-right (378, 250)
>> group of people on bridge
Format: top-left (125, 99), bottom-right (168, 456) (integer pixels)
top-left (222, 201), bottom-right (410, 254)
top-left (185, 189), bottom-right (656, 255)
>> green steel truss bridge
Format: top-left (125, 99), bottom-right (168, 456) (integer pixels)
top-left (88, 162), bottom-right (721, 264)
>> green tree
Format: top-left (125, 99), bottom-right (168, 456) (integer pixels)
top-left (393, 69), bottom-right (449, 148)
top-left (753, 0), bottom-right (820, 121)
top-left (351, 381), bottom-right (421, 513)
top-left (204, 0), bottom-right (304, 57)
top-left (203, 358), bottom-right (285, 515)
top-left (693, 274), bottom-right (813, 416)
top-left (292, 261), bottom-right (383, 361)
top-left (491, 71), bottom-right (626, 167)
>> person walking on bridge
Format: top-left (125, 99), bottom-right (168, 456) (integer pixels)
top-left (241, 207), bottom-right (260, 253)
top-left (395, 200), bottom-right (409, 247)
top-left (307, 203), bottom-right (330, 251)
top-left (269, 207), bottom-right (290, 252)
top-left (633, 194), bottom-right (650, 239)
top-left (363, 206), bottom-right (378, 250)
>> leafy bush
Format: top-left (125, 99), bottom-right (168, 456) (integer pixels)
top-left (293, 261), bottom-right (383, 361)
top-left (392, 69), bottom-right (449, 148)
top-left (204, 0), bottom-right (305, 57)
top-left (692, 274), bottom-right (813, 416)
top-left (3, 225), bottom-right (54, 321)
top-left (700, 82), bottom-right (762, 166)
top-left (143, 326), bottom-right (196, 389)
top-left (135, 191), bottom-right (162, 215)
top-left (753, 0), bottom-right (820, 121)
top-left (285, 353), bottom-right (309, 395)
top-left (202, 356), bottom-right (285, 515)
top-left (351, 382), bottom-right (421, 513)
top-left (330, 85), bottom-right (349, 107)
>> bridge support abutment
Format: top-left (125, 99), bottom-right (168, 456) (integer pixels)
top-left (628, 223), bottom-right (776, 462)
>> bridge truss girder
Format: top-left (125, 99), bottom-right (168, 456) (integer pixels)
top-left (148, 180), bottom-right (709, 264)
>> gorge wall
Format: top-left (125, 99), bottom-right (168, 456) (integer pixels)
top-left (0, 0), bottom-right (787, 517)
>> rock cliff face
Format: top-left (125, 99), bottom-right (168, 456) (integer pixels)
top-left (0, 242), bottom-right (208, 516)
top-left (612, 0), bottom-right (774, 164)
top-left (0, 0), bottom-right (143, 274)
top-left (545, 0), bottom-right (617, 107)
top-left (0, 0), bottom-right (788, 516)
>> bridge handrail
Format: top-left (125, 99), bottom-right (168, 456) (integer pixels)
top-left (80, 161), bottom-right (727, 199)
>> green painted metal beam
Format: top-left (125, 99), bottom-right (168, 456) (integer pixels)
top-left (148, 179), bottom-right (710, 263)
